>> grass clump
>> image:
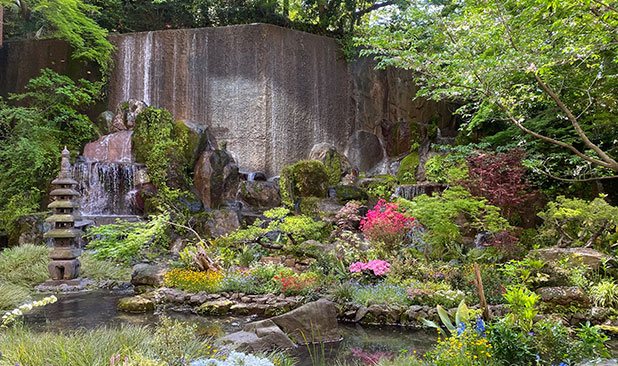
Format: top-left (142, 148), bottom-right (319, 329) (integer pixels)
top-left (0, 244), bottom-right (130, 311)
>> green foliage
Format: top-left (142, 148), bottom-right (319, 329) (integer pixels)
top-left (397, 152), bottom-right (419, 184)
top-left (0, 244), bottom-right (130, 311)
top-left (421, 300), bottom-right (470, 335)
top-left (85, 213), bottom-right (170, 264)
top-left (589, 279), bottom-right (618, 308)
top-left (0, 322), bottom-right (204, 366)
top-left (359, 0), bottom-right (618, 178)
top-left (503, 285), bottom-right (539, 332)
top-left (0, 193), bottom-right (40, 244)
top-left (221, 207), bottom-right (327, 253)
top-left (424, 154), bottom-right (468, 185)
top-left (2, 0), bottom-right (114, 72)
top-left (0, 70), bottom-right (99, 225)
top-left (499, 258), bottom-right (547, 287)
top-left (397, 186), bottom-right (511, 258)
top-left (538, 195), bottom-right (618, 249)
top-left (365, 175), bottom-right (397, 199)
top-left (486, 320), bottom-right (536, 365)
top-left (131, 107), bottom-right (193, 213)
top-left (152, 316), bottom-right (201, 366)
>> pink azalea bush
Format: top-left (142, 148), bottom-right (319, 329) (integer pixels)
top-left (349, 259), bottom-right (391, 276)
top-left (359, 199), bottom-right (417, 251)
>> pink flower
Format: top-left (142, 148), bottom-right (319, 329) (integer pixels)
top-left (349, 260), bottom-right (390, 276)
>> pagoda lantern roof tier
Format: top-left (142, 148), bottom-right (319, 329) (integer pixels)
top-left (44, 228), bottom-right (82, 239)
top-left (51, 177), bottom-right (78, 185)
top-left (49, 188), bottom-right (80, 197)
top-left (48, 201), bottom-right (80, 209)
top-left (45, 214), bottom-right (82, 223)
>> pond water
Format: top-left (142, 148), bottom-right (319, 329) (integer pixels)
top-left (24, 291), bottom-right (437, 365)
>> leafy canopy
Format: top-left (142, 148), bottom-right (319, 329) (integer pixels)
top-left (359, 0), bottom-right (618, 178)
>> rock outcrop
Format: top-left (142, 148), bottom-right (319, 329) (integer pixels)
top-left (82, 131), bottom-right (135, 163)
top-left (131, 263), bottom-right (168, 287)
top-left (219, 299), bottom-right (340, 351)
top-left (194, 148), bottom-right (240, 209)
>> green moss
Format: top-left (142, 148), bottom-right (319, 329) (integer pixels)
top-left (279, 160), bottom-right (329, 207)
top-left (424, 154), bottom-right (468, 184)
top-left (324, 150), bottom-right (342, 186)
top-left (298, 196), bottom-right (320, 216)
top-left (397, 152), bottom-right (420, 183)
top-left (132, 107), bottom-right (175, 164)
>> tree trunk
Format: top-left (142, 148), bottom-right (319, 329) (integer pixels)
top-left (0, 6), bottom-right (3, 47)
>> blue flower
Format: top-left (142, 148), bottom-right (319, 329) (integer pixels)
top-left (456, 322), bottom-right (466, 336)
top-left (475, 318), bottom-right (486, 334)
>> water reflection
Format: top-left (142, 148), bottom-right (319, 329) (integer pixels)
top-left (25, 291), bottom-right (437, 365)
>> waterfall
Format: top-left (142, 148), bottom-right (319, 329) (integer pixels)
top-left (73, 162), bottom-right (141, 216)
top-left (394, 183), bottom-right (446, 200)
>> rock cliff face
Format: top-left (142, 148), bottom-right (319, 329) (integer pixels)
top-left (0, 24), bottom-right (456, 176)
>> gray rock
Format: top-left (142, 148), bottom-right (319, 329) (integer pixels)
top-left (345, 131), bottom-right (384, 172)
top-left (269, 298), bottom-right (340, 344)
top-left (533, 247), bottom-right (612, 270)
top-left (219, 319), bottom-right (296, 352)
top-left (237, 181), bottom-right (281, 208)
top-left (207, 209), bottom-right (241, 238)
top-left (95, 110), bottom-right (115, 135)
top-left (131, 263), bottom-right (168, 287)
top-left (536, 286), bottom-right (591, 307)
top-left (194, 149), bottom-right (239, 209)
top-left (308, 143), bottom-right (352, 185)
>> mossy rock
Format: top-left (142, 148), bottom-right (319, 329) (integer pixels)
top-left (196, 300), bottom-right (234, 315)
top-left (397, 152), bottom-right (420, 183)
top-left (132, 107), bottom-right (176, 164)
top-left (174, 120), bottom-right (217, 170)
top-left (117, 296), bottom-right (155, 313)
top-left (279, 160), bottom-right (329, 207)
top-left (298, 196), bottom-right (320, 216)
top-left (330, 185), bottom-right (367, 204)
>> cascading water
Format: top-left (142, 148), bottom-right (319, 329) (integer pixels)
top-left (393, 183), bottom-right (446, 200)
top-left (73, 162), bottom-right (141, 216)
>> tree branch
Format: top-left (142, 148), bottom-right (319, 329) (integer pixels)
top-left (537, 169), bottom-right (618, 182)
top-left (532, 69), bottom-right (618, 169)
top-left (496, 102), bottom-right (618, 170)
top-left (590, 0), bottom-right (618, 14)
top-left (355, 1), bottom-right (395, 17)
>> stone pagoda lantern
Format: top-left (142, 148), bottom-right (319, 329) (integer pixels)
top-left (43, 146), bottom-right (83, 284)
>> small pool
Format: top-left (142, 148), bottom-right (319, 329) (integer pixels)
top-left (24, 290), bottom-right (437, 365)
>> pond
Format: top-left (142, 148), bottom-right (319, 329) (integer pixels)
top-left (24, 291), bottom-right (437, 365)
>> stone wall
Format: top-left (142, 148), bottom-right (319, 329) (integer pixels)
top-left (0, 24), bottom-right (456, 176)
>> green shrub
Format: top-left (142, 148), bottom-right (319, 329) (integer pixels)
top-left (589, 279), bottom-right (618, 308)
top-left (538, 195), bottom-right (618, 249)
top-left (85, 213), bottom-right (170, 264)
top-left (397, 186), bottom-right (511, 259)
top-left (0, 282), bottom-right (33, 312)
top-left (424, 154), bottom-right (468, 185)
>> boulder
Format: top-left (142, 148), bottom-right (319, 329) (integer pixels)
top-left (82, 131), bottom-right (135, 163)
top-left (111, 99), bottom-right (148, 131)
top-left (396, 152), bottom-right (420, 183)
top-left (536, 286), bottom-right (591, 308)
top-left (207, 209), bottom-right (241, 238)
top-left (95, 110), bottom-right (116, 135)
top-left (194, 149), bottom-right (240, 209)
top-left (269, 298), bottom-right (340, 344)
top-left (131, 263), bottom-right (168, 287)
top-left (175, 120), bottom-right (218, 169)
top-left (117, 296), bottom-right (155, 313)
top-left (308, 143), bottom-right (352, 186)
top-left (279, 160), bottom-right (329, 206)
top-left (380, 119), bottom-right (421, 157)
top-left (218, 319), bottom-right (296, 352)
top-left (11, 213), bottom-right (49, 246)
top-left (345, 131), bottom-right (384, 172)
top-left (196, 300), bottom-right (234, 315)
top-left (237, 181), bottom-right (281, 208)
top-left (328, 185), bottom-right (368, 204)
top-left (532, 247), bottom-right (612, 270)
